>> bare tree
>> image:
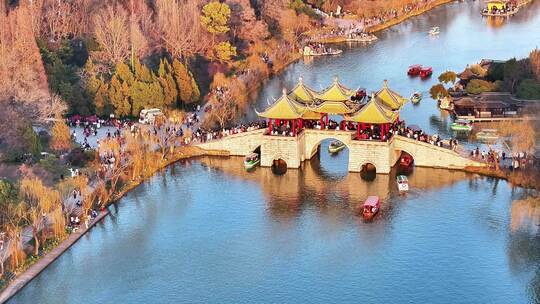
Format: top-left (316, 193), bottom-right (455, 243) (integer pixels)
top-left (93, 4), bottom-right (130, 65)
top-left (0, 1), bottom-right (50, 103)
top-left (156, 0), bottom-right (210, 60)
top-left (40, 0), bottom-right (93, 42)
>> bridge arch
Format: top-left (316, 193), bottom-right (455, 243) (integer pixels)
top-left (360, 162), bottom-right (377, 181)
top-left (393, 148), bottom-right (416, 164)
top-left (307, 137), bottom-right (351, 158)
top-left (271, 155), bottom-right (288, 175)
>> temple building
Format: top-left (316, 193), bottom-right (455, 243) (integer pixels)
top-left (256, 89), bottom-right (306, 136)
top-left (256, 76), bottom-right (405, 141)
top-left (344, 96), bottom-right (398, 140)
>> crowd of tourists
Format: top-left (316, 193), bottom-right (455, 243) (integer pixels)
top-left (190, 121), bottom-right (267, 143)
top-left (471, 148), bottom-right (539, 170)
top-left (482, 4), bottom-right (516, 15)
top-left (362, 0), bottom-right (435, 28)
top-left (302, 43), bottom-right (340, 55)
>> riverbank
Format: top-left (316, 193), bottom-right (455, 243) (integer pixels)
top-left (243, 0), bottom-right (456, 98)
top-left (0, 145), bottom-right (219, 303)
top-left (366, 0), bottom-right (456, 33)
top-left (0, 210), bottom-right (109, 304)
top-left (464, 166), bottom-right (540, 190)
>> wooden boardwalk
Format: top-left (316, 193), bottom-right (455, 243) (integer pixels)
top-left (0, 210), bottom-right (109, 304)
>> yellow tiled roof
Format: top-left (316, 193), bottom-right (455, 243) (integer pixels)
top-left (256, 89), bottom-right (304, 119)
top-left (307, 101), bottom-right (355, 115)
top-left (375, 80), bottom-right (407, 110)
top-left (344, 98), bottom-right (397, 124)
top-left (288, 78), bottom-right (317, 103)
top-left (313, 77), bottom-right (354, 102)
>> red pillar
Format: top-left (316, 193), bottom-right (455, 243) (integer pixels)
top-left (357, 122), bottom-right (360, 138)
top-left (320, 114), bottom-right (323, 128)
top-left (325, 114), bottom-right (329, 125)
top-left (292, 119), bottom-right (296, 135)
top-left (268, 119), bottom-right (273, 132)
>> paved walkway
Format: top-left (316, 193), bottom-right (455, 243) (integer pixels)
top-left (0, 210), bottom-right (109, 304)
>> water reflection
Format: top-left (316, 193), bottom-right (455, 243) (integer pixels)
top-left (9, 0), bottom-right (540, 302)
top-left (197, 155), bottom-right (473, 216)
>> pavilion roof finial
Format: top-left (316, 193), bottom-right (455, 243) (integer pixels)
top-left (333, 75), bottom-right (339, 84)
top-left (383, 79), bottom-right (388, 88)
top-left (299, 76), bottom-right (303, 84)
top-left (282, 88), bottom-right (288, 96)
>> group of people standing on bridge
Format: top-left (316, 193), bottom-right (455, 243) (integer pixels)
top-left (472, 148), bottom-right (539, 171)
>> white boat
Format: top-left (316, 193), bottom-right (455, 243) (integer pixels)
top-left (450, 119), bottom-right (473, 132)
top-left (397, 175), bottom-right (409, 192)
top-left (328, 140), bottom-right (346, 153)
top-left (429, 26), bottom-right (440, 35)
top-left (244, 153), bottom-right (260, 170)
top-left (410, 92), bottom-right (422, 104)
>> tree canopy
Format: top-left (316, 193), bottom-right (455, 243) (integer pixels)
top-left (201, 2), bottom-right (231, 35)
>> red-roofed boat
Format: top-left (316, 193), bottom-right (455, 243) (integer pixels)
top-left (407, 64), bottom-right (422, 76)
top-left (399, 152), bottom-right (414, 170)
top-left (362, 196), bottom-right (380, 221)
top-left (419, 67), bottom-right (433, 79)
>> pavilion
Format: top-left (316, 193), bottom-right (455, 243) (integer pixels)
top-left (256, 77), bottom-right (403, 140)
top-left (343, 95), bottom-right (398, 140)
top-left (256, 89), bottom-right (306, 136)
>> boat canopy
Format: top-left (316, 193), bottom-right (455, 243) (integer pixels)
top-left (397, 175), bottom-right (408, 182)
top-left (455, 119), bottom-right (471, 124)
top-left (363, 196), bottom-right (380, 207)
top-left (246, 152), bottom-right (259, 158)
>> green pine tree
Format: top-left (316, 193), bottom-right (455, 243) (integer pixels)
top-left (172, 59), bottom-right (200, 105)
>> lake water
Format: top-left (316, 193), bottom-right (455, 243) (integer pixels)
top-left (9, 0), bottom-right (540, 303)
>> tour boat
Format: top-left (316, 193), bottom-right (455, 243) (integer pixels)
top-left (399, 153), bottom-right (414, 170)
top-left (397, 175), bottom-right (409, 192)
top-left (450, 119), bottom-right (473, 132)
top-left (407, 64), bottom-right (423, 76)
top-left (362, 196), bottom-right (380, 221)
top-left (419, 67), bottom-right (433, 79)
top-left (476, 129), bottom-right (499, 141)
top-left (244, 153), bottom-right (260, 170)
top-left (328, 140), bottom-right (346, 153)
top-left (410, 92), bottom-right (422, 104)
top-left (429, 26), bottom-right (440, 35)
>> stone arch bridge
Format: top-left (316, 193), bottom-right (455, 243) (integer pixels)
top-left (196, 129), bottom-right (484, 173)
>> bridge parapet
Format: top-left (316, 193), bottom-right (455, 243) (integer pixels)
top-left (195, 129), bottom-right (265, 156)
top-left (392, 136), bottom-right (484, 169)
top-left (194, 129), bottom-right (484, 172)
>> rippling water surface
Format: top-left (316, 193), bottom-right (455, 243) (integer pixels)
top-left (10, 0), bottom-right (540, 303)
